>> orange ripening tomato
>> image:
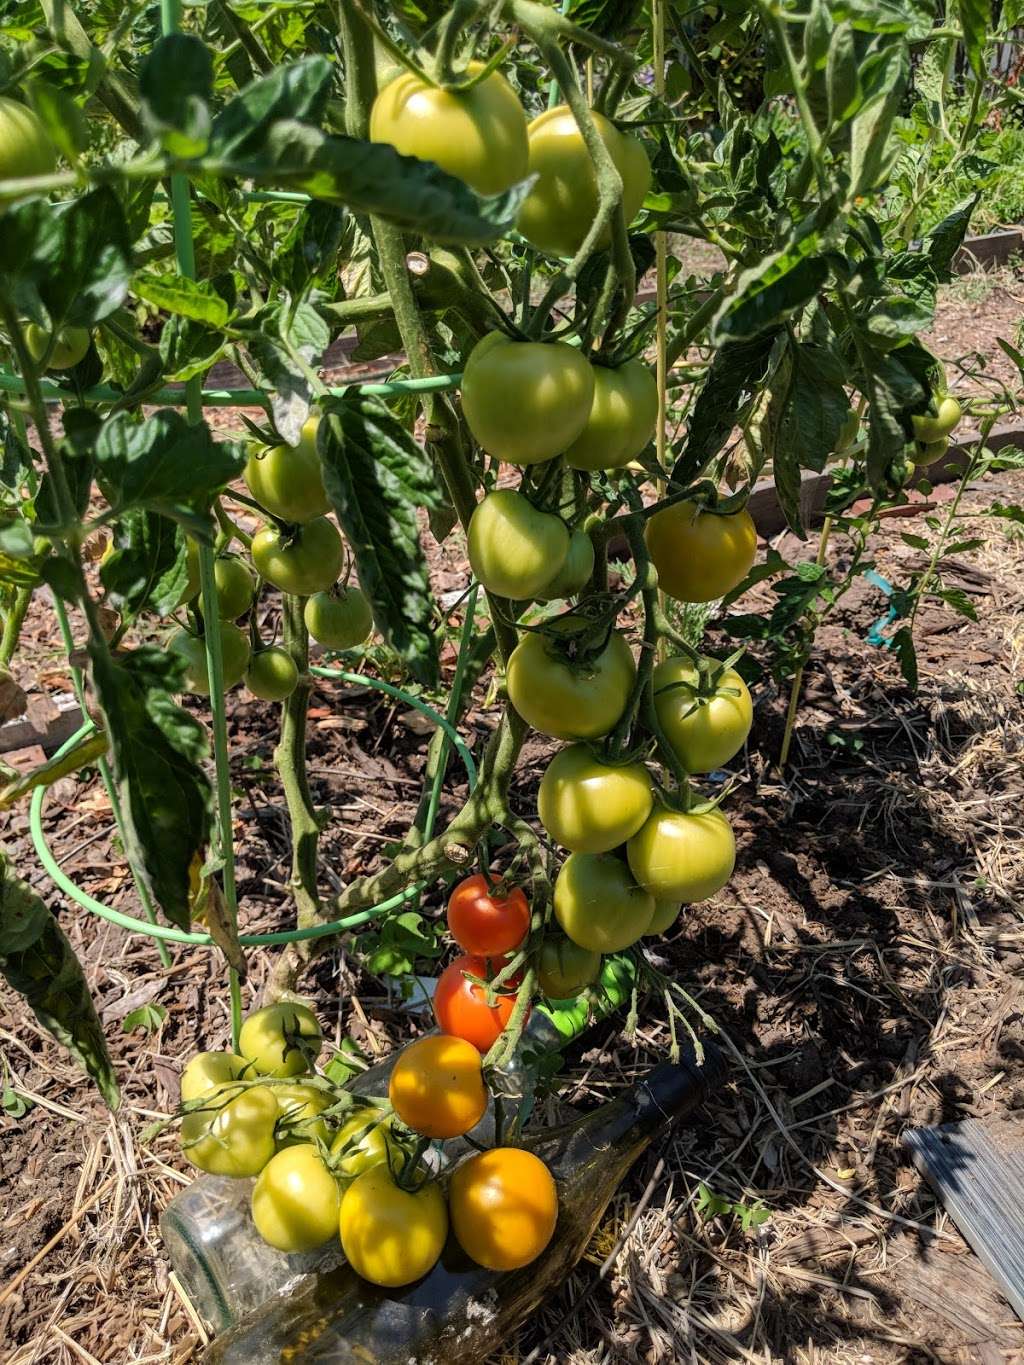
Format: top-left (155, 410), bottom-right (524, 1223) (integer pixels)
top-left (447, 874), bottom-right (531, 957)
top-left (388, 1034), bottom-right (487, 1138)
top-left (449, 1147), bottom-right (559, 1271)
top-left (433, 953), bottom-right (525, 1054)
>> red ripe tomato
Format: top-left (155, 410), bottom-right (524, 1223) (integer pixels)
top-left (433, 954), bottom-right (525, 1054)
top-left (447, 874), bottom-right (530, 957)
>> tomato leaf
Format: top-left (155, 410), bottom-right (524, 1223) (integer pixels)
top-left (670, 331), bottom-right (780, 487)
top-left (318, 396), bottom-right (443, 687)
top-left (272, 202), bottom-right (346, 295)
top-left (139, 34), bottom-right (213, 158)
top-left (0, 852), bottom-right (120, 1109)
top-left (100, 512), bottom-right (192, 618)
top-left (87, 645), bottom-right (212, 931)
top-left (849, 39), bottom-right (909, 196)
top-left (956, 0), bottom-right (991, 81)
top-left (94, 410), bottom-right (246, 514)
top-left (712, 211), bottom-right (834, 343)
top-left (133, 272), bottom-right (231, 327)
top-left (209, 56), bottom-right (333, 163)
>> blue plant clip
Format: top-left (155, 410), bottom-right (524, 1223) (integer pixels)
top-left (864, 569), bottom-right (898, 648)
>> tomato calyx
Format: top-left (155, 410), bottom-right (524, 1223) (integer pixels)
top-left (653, 648), bottom-right (748, 718)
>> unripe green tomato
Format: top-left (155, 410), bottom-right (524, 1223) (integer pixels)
top-left (180, 1083), bottom-right (279, 1178)
top-left (461, 332), bottom-right (595, 465)
top-left (911, 395), bottom-right (961, 443)
top-left (304, 586), bottom-right (374, 649)
top-left (251, 1144), bottom-right (342, 1253)
top-left (836, 407), bottom-right (860, 452)
top-left (536, 935), bottom-right (601, 1000)
top-left (467, 490), bottom-right (570, 599)
top-left (201, 556), bottom-right (255, 621)
top-left (245, 646), bottom-right (299, 701)
top-left (564, 360), bottom-right (659, 471)
top-left (239, 1002), bottom-right (323, 1078)
top-left (553, 851), bottom-right (655, 953)
top-left (644, 501), bottom-right (757, 604)
top-left (517, 105), bottom-right (651, 258)
top-left (180, 1051), bottom-right (249, 1103)
top-left (506, 627), bottom-right (635, 742)
top-left (170, 623), bottom-right (251, 694)
top-left (329, 1110), bottom-right (392, 1183)
top-left (0, 96), bottom-right (56, 195)
top-left (251, 517), bottom-right (345, 596)
top-left (536, 528), bottom-right (595, 601)
top-left (626, 807), bottom-right (736, 904)
top-left (369, 63), bottom-right (529, 196)
top-left (24, 323), bottom-right (90, 371)
top-left (274, 1081), bottom-right (333, 1147)
top-left (243, 417), bottom-right (330, 525)
top-left (537, 744), bottom-right (653, 853)
top-left (913, 435), bottom-right (950, 467)
top-left (646, 900), bottom-right (682, 936)
top-left (652, 658), bottom-right (753, 774)
top-left (175, 538), bottom-right (201, 607)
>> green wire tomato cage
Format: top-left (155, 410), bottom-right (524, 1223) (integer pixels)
top-left (0, 0), bottom-right (491, 1050)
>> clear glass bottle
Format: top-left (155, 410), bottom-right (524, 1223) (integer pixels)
top-left (161, 958), bottom-right (636, 1331)
top-left (203, 1047), bottom-right (724, 1363)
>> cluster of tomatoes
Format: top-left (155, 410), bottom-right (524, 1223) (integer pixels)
top-left (178, 1002), bottom-right (558, 1287)
top-left (167, 416), bottom-right (374, 702)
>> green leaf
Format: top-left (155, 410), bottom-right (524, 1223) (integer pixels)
top-left (900, 532), bottom-right (929, 550)
top-left (989, 502), bottom-right (1024, 524)
top-left (804, 0), bottom-right (834, 69)
top-left (94, 410), bottom-right (245, 513)
top-left (850, 39), bottom-right (910, 195)
top-left (123, 1002), bottom-right (167, 1035)
top-left (100, 512), bottom-right (192, 618)
top-left (826, 24), bottom-right (861, 126)
top-left (319, 397), bottom-right (443, 686)
top-left (159, 312), bottom-right (227, 382)
top-left (670, 331), bottom-right (780, 486)
top-left (1, 1086), bottom-right (33, 1117)
top-left (932, 584), bottom-right (978, 621)
top-left (87, 645), bottom-right (212, 931)
top-left (0, 851), bottom-right (119, 1108)
top-left (863, 295), bottom-right (935, 349)
top-left (212, 120), bottom-right (531, 246)
top-left (925, 195), bottom-right (979, 280)
top-left (719, 547), bottom-right (790, 609)
top-left (713, 219), bottom-right (831, 343)
top-left (139, 34), bottom-right (212, 158)
top-left (209, 56), bottom-right (332, 162)
top-left (956, 0), bottom-right (991, 81)
top-left (133, 272), bottom-right (231, 327)
top-left (891, 624), bottom-right (918, 689)
top-left (566, 0), bottom-right (645, 39)
top-left (26, 78), bottom-right (88, 160)
top-left (272, 201), bottom-right (346, 294)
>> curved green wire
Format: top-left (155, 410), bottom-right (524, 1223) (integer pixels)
top-left (29, 670), bottom-right (477, 948)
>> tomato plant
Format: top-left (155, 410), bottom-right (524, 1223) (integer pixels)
top-left (553, 852), bottom-right (655, 953)
top-left (245, 646), bottom-right (299, 702)
top-left (627, 808), bottom-right (736, 905)
top-left (238, 1003), bottom-right (323, 1078)
top-left (506, 627), bottom-right (635, 741)
top-left (244, 419), bottom-right (330, 525)
top-left (180, 1083), bottom-right (279, 1179)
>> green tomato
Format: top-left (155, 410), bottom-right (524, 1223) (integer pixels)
top-left (0, 96), bottom-right (56, 195)
top-left (175, 537), bottom-right (201, 608)
top-left (517, 105), bottom-right (651, 258)
top-left (274, 1082), bottom-right (333, 1148)
top-left (627, 807), bottom-right (735, 904)
top-left (467, 490), bottom-right (570, 600)
top-left (201, 557), bottom-right (255, 621)
top-left (23, 323), bottom-right (90, 371)
top-left (180, 1051), bottom-right (249, 1104)
top-left (340, 1166), bottom-right (448, 1288)
top-left (645, 501), bottom-right (758, 604)
top-left (238, 1002), bottom-right (323, 1078)
top-left (170, 623), bottom-right (251, 694)
top-left (836, 407), bottom-right (860, 452)
top-left (653, 658), bottom-right (753, 774)
top-left (506, 625), bottom-right (635, 742)
top-left (252, 1145), bottom-right (342, 1253)
top-left (245, 646), bottom-right (299, 702)
top-left (554, 851), bottom-right (655, 952)
top-left (329, 1110), bottom-right (392, 1183)
top-left (243, 417), bottom-right (330, 525)
top-left (914, 435), bottom-right (950, 467)
top-left (646, 900), bottom-right (682, 936)
top-left (564, 360), bottom-right (658, 472)
top-left (537, 743), bottom-right (653, 853)
top-left (251, 517), bottom-right (345, 597)
top-left (536, 529), bottom-right (595, 602)
top-left (369, 63), bottom-right (528, 196)
top-left (911, 395), bottom-right (961, 443)
top-left (536, 935), bottom-right (601, 1000)
top-left (303, 586), bottom-right (374, 650)
top-left (180, 1082), bottom-right (278, 1178)
top-left (461, 332), bottom-right (595, 465)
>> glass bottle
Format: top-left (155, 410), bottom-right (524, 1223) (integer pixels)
top-left (161, 958), bottom-right (637, 1331)
top-left (204, 1045), bottom-right (723, 1363)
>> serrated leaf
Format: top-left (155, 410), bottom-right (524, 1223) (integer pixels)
top-left (211, 120), bottom-right (531, 246)
top-left (0, 852), bottom-right (119, 1108)
top-left (926, 195), bottom-right (979, 280)
top-left (87, 645), bottom-right (212, 931)
top-left (713, 224), bottom-right (831, 343)
top-left (209, 56), bottom-right (332, 163)
top-left (134, 272), bottom-right (230, 327)
top-left (670, 331), bottom-right (779, 486)
top-left (272, 201), bottom-right (347, 294)
top-left (100, 511), bottom-right (191, 617)
top-left (956, 0), bottom-right (991, 80)
top-left (850, 40), bottom-right (910, 195)
top-left (94, 410), bottom-right (245, 512)
top-left (244, 333), bottom-right (311, 447)
top-left (139, 34), bottom-right (212, 158)
top-left (318, 397), bottom-right (442, 686)
top-left (159, 312), bottom-right (226, 382)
